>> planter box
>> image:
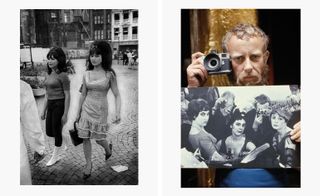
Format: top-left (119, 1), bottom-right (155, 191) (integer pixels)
top-left (32, 88), bottom-right (46, 97)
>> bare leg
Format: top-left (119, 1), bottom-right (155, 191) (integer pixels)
top-left (96, 139), bottom-right (112, 155)
top-left (83, 139), bottom-right (92, 177)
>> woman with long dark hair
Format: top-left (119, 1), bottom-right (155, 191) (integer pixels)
top-left (41, 47), bottom-right (70, 166)
top-left (76, 40), bottom-right (121, 179)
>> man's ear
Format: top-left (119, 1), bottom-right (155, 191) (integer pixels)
top-left (264, 50), bottom-right (270, 64)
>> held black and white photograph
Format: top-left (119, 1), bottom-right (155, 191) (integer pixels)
top-left (180, 9), bottom-right (300, 187)
top-left (181, 85), bottom-right (300, 169)
top-left (20, 9), bottom-right (138, 185)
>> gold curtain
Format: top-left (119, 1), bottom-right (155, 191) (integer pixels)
top-left (189, 9), bottom-right (257, 187)
top-left (190, 9), bottom-right (257, 87)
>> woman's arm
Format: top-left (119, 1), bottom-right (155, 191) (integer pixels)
top-left (61, 90), bottom-right (70, 125)
top-left (60, 73), bottom-right (71, 125)
top-left (110, 73), bottom-right (121, 123)
top-left (76, 74), bottom-right (88, 121)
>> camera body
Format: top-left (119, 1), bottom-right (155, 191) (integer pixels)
top-left (257, 108), bottom-right (271, 118)
top-left (203, 50), bottom-right (232, 75)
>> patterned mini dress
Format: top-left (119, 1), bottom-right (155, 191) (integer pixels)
top-left (77, 71), bottom-right (115, 140)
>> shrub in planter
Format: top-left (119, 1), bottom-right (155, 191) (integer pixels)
top-left (20, 77), bottom-right (44, 89)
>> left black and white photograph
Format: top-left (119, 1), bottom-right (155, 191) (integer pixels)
top-left (20, 9), bottom-right (138, 185)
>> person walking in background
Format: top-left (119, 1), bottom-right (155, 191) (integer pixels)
top-left (76, 40), bottom-right (121, 180)
top-left (123, 50), bottom-right (128, 65)
top-left (126, 50), bottom-right (133, 68)
top-left (20, 80), bottom-right (46, 184)
top-left (41, 47), bottom-right (70, 166)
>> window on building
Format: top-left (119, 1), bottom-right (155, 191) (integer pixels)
top-left (64, 12), bottom-right (71, 23)
top-left (114, 28), bottom-right (119, 40)
top-left (94, 30), bottom-right (103, 40)
top-left (132, 26), bottom-right (138, 39)
top-left (107, 14), bottom-right (111, 23)
top-left (51, 12), bottom-right (57, 19)
top-left (123, 11), bottom-right (129, 22)
top-left (94, 15), bottom-right (104, 24)
top-left (114, 13), bottom-right (120, 25)
top-left (123, 27), bottom-right (128, 40)
top-left (107, 29), bottom-right (111, 40)
top-left (50, 12), bottom-right (58, 22)
top-left (95, 16), bottom-right (100, 24)
top-left (133, 11), bottom-right (138, 23)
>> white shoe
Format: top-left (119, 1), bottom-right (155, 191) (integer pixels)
top-left (46, 146), bottom-right (64, 166)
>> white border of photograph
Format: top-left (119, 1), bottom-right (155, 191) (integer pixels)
top-left (161, 0), bottom-right (319, 195)
top-left (1, 0), bottom-right (320, 195)
top-left (1, 0), bottom-right (158, 195)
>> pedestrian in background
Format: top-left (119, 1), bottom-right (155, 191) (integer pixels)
top-left (76, 40), bottom-right (121, 179)
top-left (41, 47), bottom-right (70, 166)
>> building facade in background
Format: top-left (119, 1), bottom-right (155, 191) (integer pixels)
top-left (111, 9), bottom-right (138, 59)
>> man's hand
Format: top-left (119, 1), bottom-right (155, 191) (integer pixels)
top-left (290, 121), bottom-right (301, 142)
top-left (186, 52), bottom-right (208, 87)
top-left (252, 113), bottom-right (263, 131)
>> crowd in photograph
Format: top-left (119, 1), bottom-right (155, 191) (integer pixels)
top-left (181, 86), bottom-right (301, 168)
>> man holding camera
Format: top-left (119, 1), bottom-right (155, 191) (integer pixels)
top-left (186, 23), bottom-right (301, 187)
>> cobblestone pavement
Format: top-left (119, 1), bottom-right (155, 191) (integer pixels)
top-left (28, 60), bottom-right (138, 185)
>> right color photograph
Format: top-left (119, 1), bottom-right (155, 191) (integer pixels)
top-left (180, 9), bottom-right (300, 187)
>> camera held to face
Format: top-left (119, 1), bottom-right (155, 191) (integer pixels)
top-left (257, 108), bottom-right (271, 118)
top-left (203, 50), bottom-right (232, 75)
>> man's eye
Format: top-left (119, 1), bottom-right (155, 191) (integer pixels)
top-left (250, 55), bottom-right (260, 61)
top-left (233, 56), bottom-right (244, 63)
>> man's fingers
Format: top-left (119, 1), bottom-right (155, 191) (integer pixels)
top-left (191, 52), bottom-right (204, 62)
top-left (191, 69), bottom-right (205, 83)
top-left (290, 122), bottom-right (301, 142)
top-left (188, 63), bottom-right (207, 80)
top-left (290, 129), bottom-right (301, 141)
top-left (293, 121), bottom-right (301, 129)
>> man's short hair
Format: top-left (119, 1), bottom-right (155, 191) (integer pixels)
top-left (221, 91), bottom-right (235, 100)
top-left (222, 23), bottom-right (269, 52)
top-left (255, 94), bottom-right (271, 105)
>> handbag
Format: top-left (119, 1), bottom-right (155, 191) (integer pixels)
top-left (69, 121), bottom-right (83, 146)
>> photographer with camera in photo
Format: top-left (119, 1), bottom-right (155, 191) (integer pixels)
top-left (245, 94), bottom-right (273, 146)
top-left (186, 23), bottom-right (301, 187)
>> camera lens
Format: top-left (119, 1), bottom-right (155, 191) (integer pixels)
top-left (209, 59), bottom-right (218, 68)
